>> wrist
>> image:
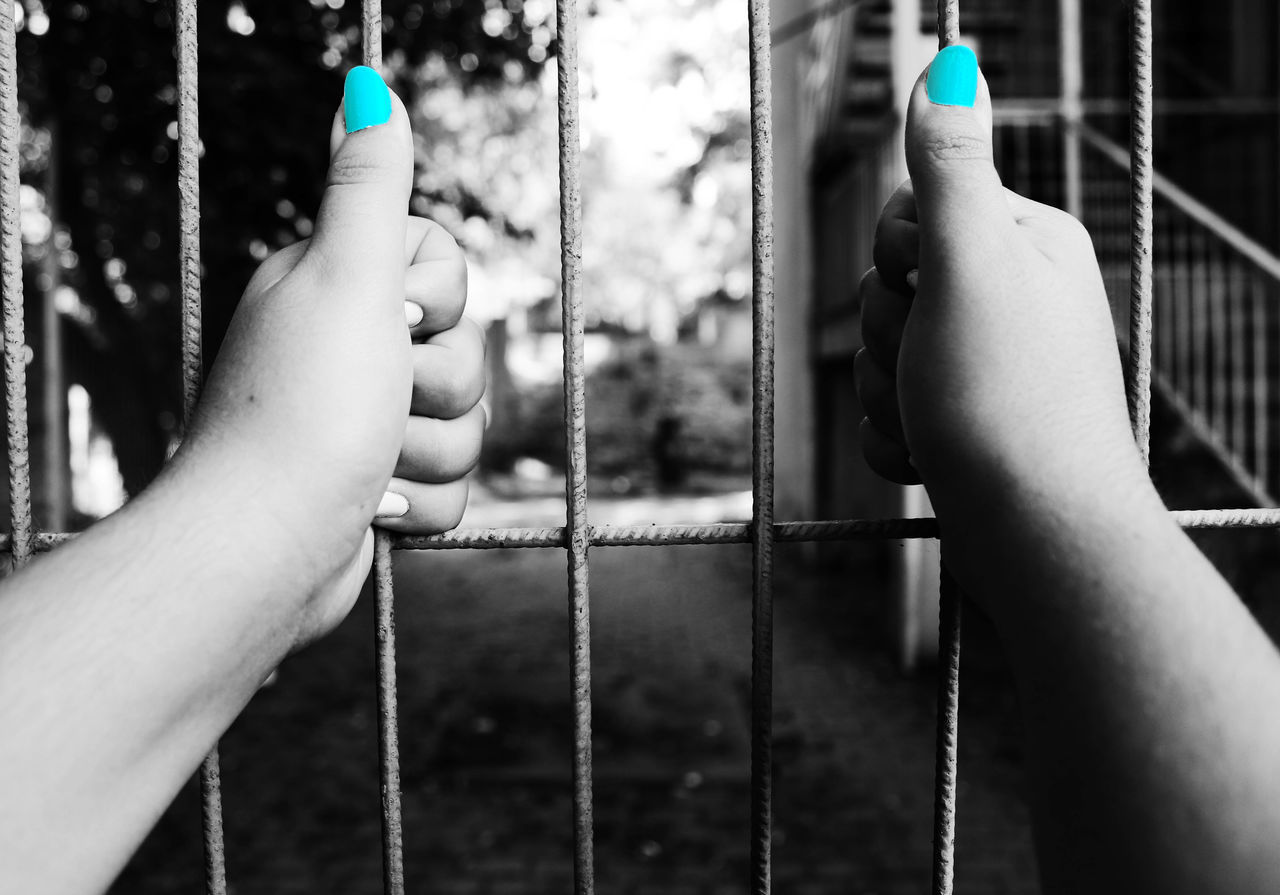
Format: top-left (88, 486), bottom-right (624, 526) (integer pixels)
top-left (159, 437), bottom-right (370, 596)
top-left (931, 449), bottom-right (1169, 624)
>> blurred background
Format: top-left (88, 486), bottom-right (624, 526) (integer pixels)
top-left (3, 0), bottom-right (1279, 892)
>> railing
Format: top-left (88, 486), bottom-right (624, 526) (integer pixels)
top-left (993, 113), bottom-right (1279, 507)
top-left (1076, 121), bottom-right (1279, 505)
top-left (0, 3), bottom-right (1277, 895)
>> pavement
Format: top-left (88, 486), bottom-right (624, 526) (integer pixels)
top-left (110, 488), bottom-right (1041, 895)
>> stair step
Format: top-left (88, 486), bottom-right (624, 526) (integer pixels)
top-left (846, 79), bottom-right (892, 106)
top-left (848, 36), bottom-right (891, 69)
top-left (859, 10), bottom-right (891, 36)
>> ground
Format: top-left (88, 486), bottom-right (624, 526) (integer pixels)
top-left (110, 490), bottom-right (1039, 895)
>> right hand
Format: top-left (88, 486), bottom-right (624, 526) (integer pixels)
top-left (855, 56), bottom-right (1151, 543)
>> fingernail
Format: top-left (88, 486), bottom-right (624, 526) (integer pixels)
top-left (375, 491), bottom-right (409, 519)
top-left (404, 301), bottom-right (424, 327)
top-left (905, 269), bottom-right (919, 291)
top-left (344, 65), bottom-right (392, 133)
top-left (926, 45), bottom-right (978, 107)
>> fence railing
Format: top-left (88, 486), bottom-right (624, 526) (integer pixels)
top-left (1075, 120), bottom-right (1279, 506)
top-left (992, 112), bottom-right (1279, 508)
top-left (0, 2), bottom-right (1278, 895)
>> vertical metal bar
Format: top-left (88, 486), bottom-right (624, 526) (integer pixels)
top-left (931, 565), bottom-right (962, 895)
top-left (937, 1), bottom-right (959, 47)
top-left (175, 4), bottom-right (228, 893)
top-left (0, 0), bottom-right (33, 568)
top-left (931, 7), bottom-right (962, 895)
top-left (1175, 224), bottom-right (1191, 397)
top-left (360, 4), bottom-right (405, 893)
top-left (1193, 228), bottom-right (1210, 420)
top-left (374, 531), bottom-right (405, 895)
top-left (1128, 0), bottom-right (1154, 463)
top-left (555, 0), bottom-right (595, 886)
top-left (747, 0), bottom-right (775, 886)
top-left (1253, 272), bottom-right (1269, 490)
top-left (1059, 0), bottom-right (1083, 218)
top-left (1229, 260), bottom-right (1245, 462)
top-left (1209, 244), bottom-right (1227, 436)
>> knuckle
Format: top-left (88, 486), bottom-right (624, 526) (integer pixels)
top-left (326, 151), bottom-right (390, 187)
top-left (917, 132), bottom-right (990, 165)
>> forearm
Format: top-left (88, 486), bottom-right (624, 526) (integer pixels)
top-left (0, 460), bottom-right (319, 895)
top-left (950, 474), bottom-right (1280, 895)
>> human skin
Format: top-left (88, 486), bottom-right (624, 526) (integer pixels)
top-left (0, 77), bottom-right (484, 893)
top-left (857, 61), bottom-right (1280, 893)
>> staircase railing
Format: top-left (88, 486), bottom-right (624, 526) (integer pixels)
top-left (992, 114), bottom-right (1277, 506)
top-left (1071, 120), bottom-right (1278, 505)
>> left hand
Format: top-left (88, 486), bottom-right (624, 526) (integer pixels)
top-left (172, 70), bottom-right (484, 646)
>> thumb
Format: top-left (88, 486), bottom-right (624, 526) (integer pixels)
top-left (904, 46), bottom-right (1014, 273)
top-left (303, 65), bottom-right (413, 299)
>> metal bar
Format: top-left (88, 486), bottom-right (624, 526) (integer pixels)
top-left (175, 4), bottom-right (227, 892)
top-left (1229, 259), bottom-right (1246, 463)
top-left (374, 532), bottom-right (405, 895)
top-left (360, 3), bottom-right (406, 892)
top-left (1059, 0), bottom-right (1083, 218)
top-left (1175, 223), bottom-right (1191, 399)
top-left (937, 0), bottom-right (958, 47)
top-left (0, 0), bottom-right (33, 568)
top-left (554, 0), bottom-right (595, 884)
top-left (1210, 243), bottom-right (1228, 437)
top-left (931, 565), bottom-right (962, 895)
top-left (747, 0), bottom-right (776, 883)
top-left (1128, 0), bottom-right (1154, 463)
top-left (931, 6), bottom-right (962, 895)
top-left (9, 506), bottom-right (1280, 556)
top-left (1193, 228), bottom-right (1210, 418)
top-left (1253, 272), bottom-right (1270, 489)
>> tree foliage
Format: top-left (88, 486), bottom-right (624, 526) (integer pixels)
top-left (15, 0), bottom-right (548, 493)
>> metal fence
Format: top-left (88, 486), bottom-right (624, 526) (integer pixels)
top-left (2, 1), bottom-right (1280, 895)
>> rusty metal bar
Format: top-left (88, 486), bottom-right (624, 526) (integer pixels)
top-left (373, 531), bottom-right (405, 895)
top-left (931, 565), bottom-right (962, 895)
top-left (937, 0), bottom-right (959, 47)
top-left (174, 3), bottom-right (228, 892)
top-left (1128, 0), bottom-right (1154, 462)
top-left (931, 5), bottom-right (962, 895)
top-left (0, 0), bottom-right (32, 568)
top-left (554, 0), bottom-right (596, 885)
top-left (747, 0), bottom-right (776, 884)
top-left (359, 3), bottom-right (406, 892)
top-left (8, 507), bottom-right (1280, 556)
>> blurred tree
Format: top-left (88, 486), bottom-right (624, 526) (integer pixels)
top-left (13, 0), bottom-right (548, 495)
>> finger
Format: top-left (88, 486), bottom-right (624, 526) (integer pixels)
top-left (859, 417), bottom-right (921, 486)
top-left (374, 476), bottom-right (470, 534)
top-left (873, 180), bottom-right (920, 295)
top-left (855, 347), bottom-right (906, 446)
top-left (905, 46), bottom-right (1018, 302)
top-left (859, 268), bottom-right (912, 372)
top-left (410, 317), bottom-right (487, 420)
top-left (404, 221), bottom-right (468, 338)
top-left (302, 66), bottom-right (413, 310)
top-left (394, 402), bottom-right (485, 483)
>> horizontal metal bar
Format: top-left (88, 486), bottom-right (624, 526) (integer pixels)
top-left (14, 508), bottom-right (1279, 556)
top-left (991, 98), bottom-right (1280, 123)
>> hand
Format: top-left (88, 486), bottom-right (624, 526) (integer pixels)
top-left (172, 69), bottom-right (484, 646)
top-left (855, 56), bottom-right (1152, 574)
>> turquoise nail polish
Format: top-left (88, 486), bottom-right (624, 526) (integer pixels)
top-left (926, 45), bottom-right (978, 107)
top-left (344, 65), bottom-right (391, 133)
